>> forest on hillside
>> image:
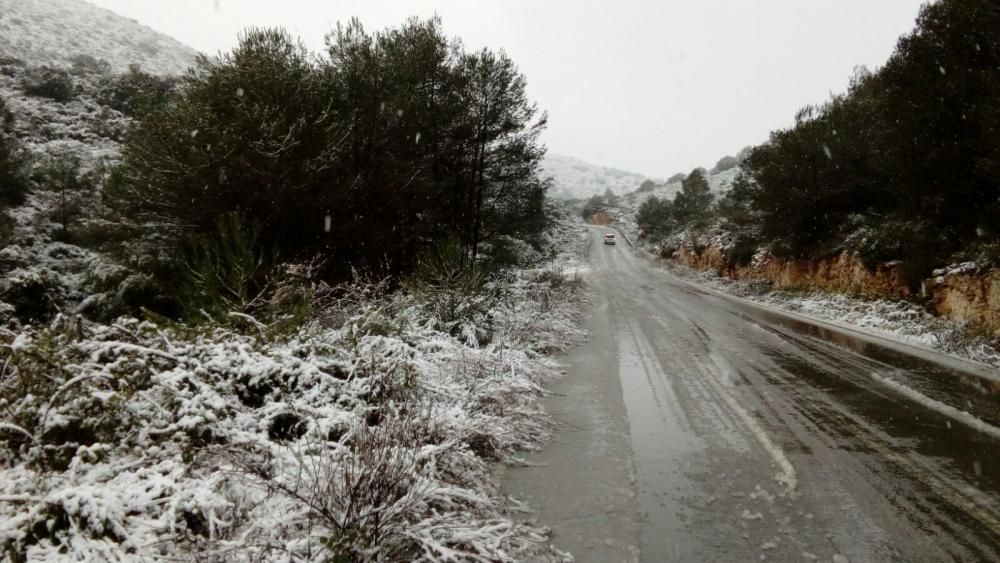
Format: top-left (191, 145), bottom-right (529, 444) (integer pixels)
top-left (636, 0), bottom-right (1000, 288)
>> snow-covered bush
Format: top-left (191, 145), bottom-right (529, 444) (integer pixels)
top-left (711, 155), bottom-right (739, 173)
top-left (406, 240), bottom-right (502, 339)
top-left (0, 267), bottom-right (65, 323)
top-left (0, 97), bottom-right (29, 209)
top-left (20, 66), bottom-right (75, 103)
top-left (0, 229), bottom-right (586, 560)
top-left (0, 213), bottom-right (12, 247)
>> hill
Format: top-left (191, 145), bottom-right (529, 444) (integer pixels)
top-left (629, 165), bottom-right (738, 202)
top-left (541, 154), bottom-right (652, 200)
top-left (0, 0), bottom-right (198, 75)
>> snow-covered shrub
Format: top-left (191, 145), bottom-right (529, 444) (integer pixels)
top-left (20, 66), bottom-right (75, 103)
top-left (0, 229), bottom-right (586, 560)
top-left (711, 155), bottom-right (739, 173)
top-left (0, 245), bottom-right (28, 272)
top-left (27, 153), bottom-right (98, 242)
top-left (181, 212), bottom-right (278, 321)
top-left (0, 267), bottom-right (64, 322)
top-left (96, 65), bottom-right (176, 117)
top-left (0, 213), bottom-right (12, 247)
top-left (406, 240), bottom-right (502, 337)
top-left (955, 241), bottom-right (1000, 271)
top-left (844, 217), bottom-right (940, 287)
top-left (0, 97), bottom-right (29, 210)
top-left (0, 302), bottom-right (17, 328)
top-left (717, 238), bottom-right (749, 267)
top-left (68, 55), bottom-right (110, 75)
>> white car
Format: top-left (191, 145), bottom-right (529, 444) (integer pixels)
top-left (603, 233), bottom-right (616, 245)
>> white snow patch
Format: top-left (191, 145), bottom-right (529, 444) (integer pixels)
top-left (869, 371), bottom-right (1000, 440)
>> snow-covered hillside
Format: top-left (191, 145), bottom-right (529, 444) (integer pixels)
top-left (603, 164), bottom-right (740, 238)
top-left (0, 0), bottom-right (198, 75)
top-left (542, 154), bottom-right (652, 200)
top-left (629, 165), bottom-right (739, 203)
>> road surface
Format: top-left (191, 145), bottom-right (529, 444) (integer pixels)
top-left (503, 226), bottom-right (1000, 562)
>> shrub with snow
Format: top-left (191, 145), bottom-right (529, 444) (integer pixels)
top-left (0, 223), bottom-right (587, 561)
top-left (20, 66), bottom-right (75, 103)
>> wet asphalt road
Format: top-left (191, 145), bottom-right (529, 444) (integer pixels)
top-left (503, 226), bottom-right (1000, 562)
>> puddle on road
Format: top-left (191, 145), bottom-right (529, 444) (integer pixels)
top-left (613, 313), bottom-right (705, 561)
top-left (759, 342), bottom-right (1000, 503)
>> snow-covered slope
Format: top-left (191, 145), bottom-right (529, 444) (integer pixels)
top-left (0, 0), bottom-right (198, 75)
top-left (610, 164), bottom-right (740, 237)
top-left (542, 154), bottom-right (651, 200)
top-left (631, 165), bottom-right (739, 203)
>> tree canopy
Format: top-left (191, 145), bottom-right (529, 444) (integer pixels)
top-left (106, 19), bottom-right (550, 313)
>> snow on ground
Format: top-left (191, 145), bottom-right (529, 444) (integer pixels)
top-left (662, 261), bottom-right (1000, 369)
top-left (0, 0), bottom-right (197, 76)
top-left (0, 61), bottom-right (128, 163)
top-left (0, 218), bottom-right (590, 561)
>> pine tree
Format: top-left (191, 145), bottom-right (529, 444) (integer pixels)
top-left (637, 196), bottom-right (675, 236)
top-left (0, 97), bottom-right (27, 245)
top-left (673, 169), bottom-right (713, 227)
top-left (0, 97), bottom-right (27, 208)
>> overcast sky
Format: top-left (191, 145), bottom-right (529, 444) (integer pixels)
top-left (89, 0), bottom-right (926, 178)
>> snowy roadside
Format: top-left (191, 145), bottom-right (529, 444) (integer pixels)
top-left (658, 259), bottom-right (1000, 370)
top-left (0, 220), bottom-right (590, 561)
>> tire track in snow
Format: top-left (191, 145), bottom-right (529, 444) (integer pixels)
top-left (702, 349), bottom-right (798, 492)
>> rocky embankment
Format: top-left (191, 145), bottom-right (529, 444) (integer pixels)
top-left (672, 244), bottom-right (1000, 338)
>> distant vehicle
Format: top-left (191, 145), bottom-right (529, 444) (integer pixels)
top-left (603, 233), bottom-right (616, 245)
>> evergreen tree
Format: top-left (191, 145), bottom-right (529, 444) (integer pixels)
top-left (107, 19), bottom-right (550, 314)
top-left (0, 97), bottom-right (26, 244)
top-left (636, 179), bottom-right (657, 193)
top-left (98, 64), bottom-right (176, 116)
top-left (0, 98), bottom-right (27, 204)
top-left (457, 47), bottom-right (548, 259)
top-left (40, 154), bottom-right (92, 240)
top-left (672, 168), bottom-right (714, 227)
top-left (602, 188), bottom-right (620, 207)
top-left (732, 0), bottom-right (1000, 275)
top-left (636, 195), bottom-right (675, 236)
top-left (581, 194), bottom-right (605, 220)
top-left (109, 28), bottom-right (343, 289)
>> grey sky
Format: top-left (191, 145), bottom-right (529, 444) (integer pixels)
top-left (89, 0), bottom-right (926, 178)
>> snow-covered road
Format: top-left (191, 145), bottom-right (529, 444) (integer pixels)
top-left (504, 226), bottom-right (1000, 562)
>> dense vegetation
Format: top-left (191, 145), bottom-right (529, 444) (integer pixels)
top-left (639, 0), bottom-right (1000, 287)
top-left (0, 16), bottom-right (583, 562)
top-left (579, 188), bottom-right (620, 220)
top-left (636, 168), bottom-right (714, 234)
top-left (99, 19), bottom-right (549, 317)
